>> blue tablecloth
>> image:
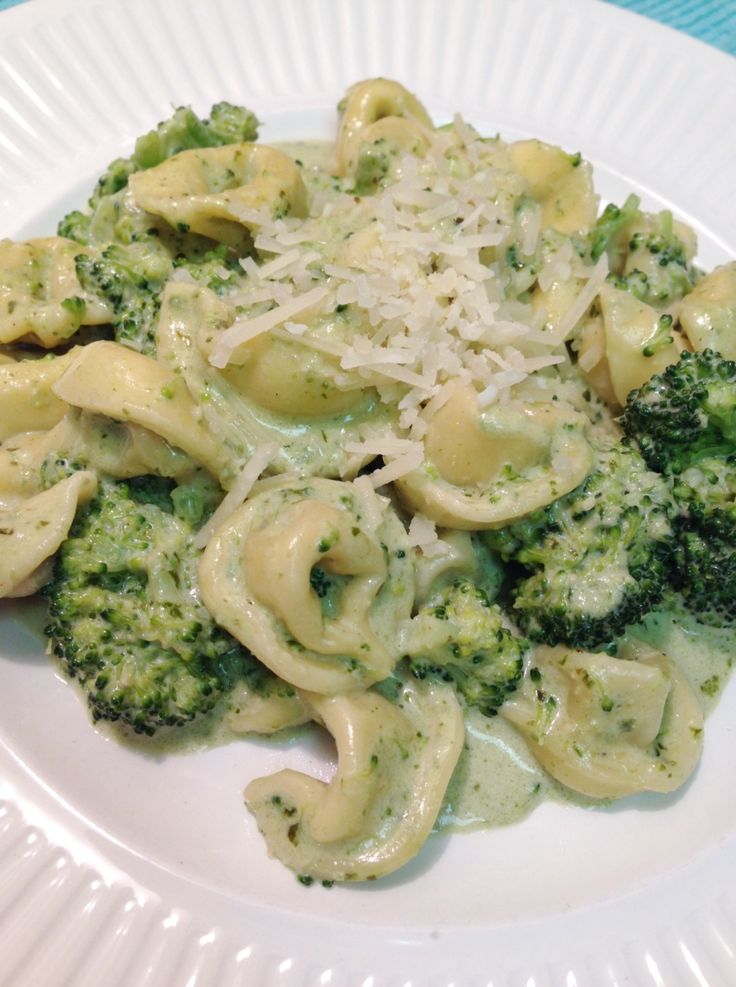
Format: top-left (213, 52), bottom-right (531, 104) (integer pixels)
top-left (605, 0), bottom-right (735, 53)
top-left (0, 0), bottom-right (734, 54)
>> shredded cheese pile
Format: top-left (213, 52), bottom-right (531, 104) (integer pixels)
top-left (208, 120), bottom-right (608, 487)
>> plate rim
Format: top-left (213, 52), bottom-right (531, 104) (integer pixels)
top-left (2, 1), bottom-right (736, 984)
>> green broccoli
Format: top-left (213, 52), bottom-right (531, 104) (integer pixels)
top-left (608, 227), bottom-right (697, 308)
top-left (623, 349), bottom-right (736, 473)
top-left (88, 103), bottom-right (259, 210)
top-left (671, 521), bottom-right (736, 623)
top-left (486, 445), bottom-right (676, 650)
top-left (57, 103), bottom-right (257, 352)
top-left (75, 238), bottom-right (244, 354)
top-left (74, 242), bottom-right (170, 353)
top-left (43, 475), bottom-right (274, 735)
top-left (588, 197), bottom-right (697, 308)
top-left (588, 193), bottom-right (641, 264)
top-left (406, 579), bottom-right (527, 716)
top-left (624, 349), bottom-right (736, 623)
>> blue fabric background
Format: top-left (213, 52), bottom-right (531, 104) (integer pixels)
top-left (0, 0), bottom-right (734, 54)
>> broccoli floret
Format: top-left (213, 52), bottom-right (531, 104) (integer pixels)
top-left (623, 349), bottom-right (736, 474)
top-left (486, 445), bottom-right (676, 650)
top-left (57, 103), bottom-right (257, 350)
top-left (43, 476), bottom-right (269, 735)
top-left (406, 579), bottom-right (527, 716)
top-left (588, 198), bottom-right (698, 308)
top-left (588, 193), bottom-right (641, 264)
top-left (624, 350), bottom-right (736, 623)
top-left (75, 238), bottom-right (245, 355)
top-left (609, 227), bottom-right (697, 308)
top-left (57, 209), bottom-right (93, 245)
top-left (671, 521), bottom-right (736, 623)
top-left (75, 243), bottom-right (170, 354)
top-left (88, 103), bottom-right (259, 211)
top-left (671, 455), bottom-right (736, 530)
top-left (172, 243), bottom-right (244, 296)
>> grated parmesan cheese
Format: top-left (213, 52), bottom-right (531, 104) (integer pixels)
top-left (203, 119), bottom-right (609, 481)
top-left (210, 285), bottom-right (331, 367)
top-left (193, 443), bottom-right (280, 549)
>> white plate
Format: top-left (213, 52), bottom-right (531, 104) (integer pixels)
top-left (2, 1), bottom-right (736, 983)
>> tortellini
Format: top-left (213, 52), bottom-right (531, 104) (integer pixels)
top-left (245, 679), bottom-right (464, 881)
top-left (50, 340), bottom-right (230, 483)
top-left (679, 261), bottom-right (736, 358)
top-left (501, 642), bottom-right (704, 799)
top-left (334, 78), bottom-right (433, 179)
top-left (129, 144), bottom-right (307, 248)
top-left (412, 529), bottom-right (502, 606)
top-left (199, 477), bottom-right (413, 694)
top-left (508, 140), bottom-right (598, 234)
top-left (156, 281), bottom-right (393, 479)
top-left (0, 237), bottom-right (111, 346)
top-left (225, 680), bottom-right (310, 736)
top-left (0, 349), bottom-right (78, 442)
top-left (594, 284), bottom-right (686, 405)
top-left (0, 411), bottom-right (192, 513)
top-left (395, 386), bottom-right (594, 528)
top-left (0, 471), bottom-right (97, 598)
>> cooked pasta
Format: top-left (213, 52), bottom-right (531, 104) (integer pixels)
top-left (1, 79), bottom-right (734, 884)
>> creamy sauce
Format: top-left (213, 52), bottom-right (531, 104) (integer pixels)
top-left (435, 601), bottom-right (736, 832)
top-left (438, 710), bottom-right (549, 831)
top-left (41, 595), bottom-right (736, 827)
top-left (635, 604), bottom-right (736, 714)
top-left (276, 140), bottom-right (340, 198)
top-left (9, 138), bottom-right (736, 851)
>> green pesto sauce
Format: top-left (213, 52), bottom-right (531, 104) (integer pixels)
top-left (30, 591), bottom-right (736, 830)
top-left (436, 603), bottom-right (736, 832)
top-left (635, 604), bottom-right (736, 715)
top-left (437, 710), bottom-right (549, 831)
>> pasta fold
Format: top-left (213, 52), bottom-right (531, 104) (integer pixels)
top-left (501, 642), bottom-right (703, 798)
top-left (0, 349), bottom-right (79, 442)
top-left (156, 282), bottom-right (392, 478)
top-left (51, 340), bottom-right (228, 481)
top-left (597, 284), bottom-right (686, 405)
top-left (509, 140), bottom-right (598, 234)
top-left (0, 470), bottom-right (97, 598)
top-left (395, 386), bottom-right (594, 528)
top-left (0, 237), bottom-right (111, 346)
top-left (679, 261), bottom-right (736, 359)
top-left (129, 144), bottom-right (307, 248)
top-left (244, 679), bottom-right (464, 881)
top-left (334, 78), bottom-right (433, 178)
top-left (199, 477), bottom-right (413, 693)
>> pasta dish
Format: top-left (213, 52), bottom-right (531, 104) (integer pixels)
top-left (2, 80), bottom-right (735, 883)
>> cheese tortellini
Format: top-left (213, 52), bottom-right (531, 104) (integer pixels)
top-left (395, 386), bottom-right (594, 528)
top-left (334, 78), bottom-right (433, 180)
top-left (2, 78), bottom-right (731, 887)
top-left (501, 643), bottom-right (704, 799)
top-left (508, 139), bottom-right (598, 234)
top-left (130, 144), bottom-right (308, 248)
top-left (0, 349), bottom-right (78, 442)
top-left (199, 477), bottom-right (413, 693)
top-left (0, 471), bottom-right (97, 598)
top-left (156, 282), bottom-right (392, 479)
top-left (245, 679), bottom-right (464, 881)
top-left (50, 339), bottom-right (230, 483)
top-left (679, 262), bottom-right (736, 358)
top-left (595, 285), bottom-right (687, 406)
top-left (0, 237), bottom-right (111, 346)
